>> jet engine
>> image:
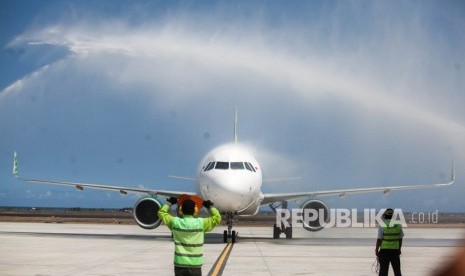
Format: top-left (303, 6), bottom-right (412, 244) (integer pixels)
top-left (301, 199), bottom-right (330, 232)
top-left (133, 196), bottom-right (163, 229)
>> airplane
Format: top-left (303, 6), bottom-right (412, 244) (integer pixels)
top-left (12, 109), bottom-right (455, 243)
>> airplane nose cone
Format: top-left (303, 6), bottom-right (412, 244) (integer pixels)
top-left (204, 176), bottom-right (253, 212)
top-left (217, 178), bottom-right (250, 194)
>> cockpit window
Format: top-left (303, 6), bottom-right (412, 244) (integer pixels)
top-left (230, 162), bottom-right (244, 170)
top-left (215, 161), bottom-right (229, 170)
top-left (204, 162), bottom-right (215, 171)
top-left (206, 161), bottom-right (256, 171)
top-left (245, 162), bottom-right (256, 172)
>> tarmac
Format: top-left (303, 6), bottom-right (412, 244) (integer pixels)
top-left (0, 222), bottom-right (464, 276)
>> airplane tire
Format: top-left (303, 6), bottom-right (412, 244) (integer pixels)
top-left (285, 225), bottom-right (293, 239)
top-left (273, 224), bottom-right (280, 239)
top-left (232, 230), bottom-right (236, 243)
top-left (223, 230), bottom-right (228, 243)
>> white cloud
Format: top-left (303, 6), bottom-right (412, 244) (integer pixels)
top-left (38, 191), bottom-right (52, 199)
top-left (4, 19), bottom-right (463, 140)
top-left (25, 190), bottom-right (34, 199)
top-left (0, 65), bottom-right (49, 100)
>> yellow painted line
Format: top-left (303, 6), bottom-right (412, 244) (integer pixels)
top-left (208, 242), bottom-right (234, 276)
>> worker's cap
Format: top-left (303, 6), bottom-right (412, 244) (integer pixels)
top-left (383, 208), bottom-right (394, 218)
top-left (177, 194), bottom-right (204, 210)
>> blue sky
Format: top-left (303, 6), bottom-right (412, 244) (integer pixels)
top-left (1, 0), bottom-right (464, 212)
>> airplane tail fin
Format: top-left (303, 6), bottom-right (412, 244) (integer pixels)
top-left (234, 106), bottom-right (238, 144)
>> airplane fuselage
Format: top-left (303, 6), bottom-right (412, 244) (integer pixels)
top-left (197, 143), bottom-right (263, 215)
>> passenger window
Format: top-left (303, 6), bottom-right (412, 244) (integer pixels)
top-left (231, 162), bottom-right (245, 170)
top-left (215, 162), bottom-right (229, 170)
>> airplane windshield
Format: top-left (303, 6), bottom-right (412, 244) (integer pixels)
top-left (230, 162), bottom-right (244, 170)
top-left (215, 162), bottom-right (229, 170)
top-left (204, 161), bottom-right (255, 171)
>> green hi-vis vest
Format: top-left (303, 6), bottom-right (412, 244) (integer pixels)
top-left (381, 220), bottom-right (402, 249)
top-left (171, 216), bottom-right (204, 268)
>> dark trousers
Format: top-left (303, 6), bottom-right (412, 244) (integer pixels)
top-left (174, 266), bottom-right (202, 276)
top-left (378, 249), bottom-right (401, 276)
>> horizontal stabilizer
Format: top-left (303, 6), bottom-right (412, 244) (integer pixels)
top-left (169, 175), bottom-right (196, 181)
top-left (263, 177), bottom-right (302, 183)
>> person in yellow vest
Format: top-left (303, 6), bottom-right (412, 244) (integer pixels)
top-left (158, 195), bottom-right (221, 276)
top-left (375, 208), bottom-right (404, 276)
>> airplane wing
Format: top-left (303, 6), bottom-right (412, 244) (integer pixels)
top-left (12, 152), bottom-right (195, 198)
top-left (261, 165), bottom-right (455, 205)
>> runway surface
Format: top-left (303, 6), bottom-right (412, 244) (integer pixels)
top-left (0, 222), bottom-right (463, 275)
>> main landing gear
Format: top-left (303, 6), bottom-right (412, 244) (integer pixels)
top-left (269, 201), bottom-right (293, 239)
top-left (223, 212), bottom-right (237, 243)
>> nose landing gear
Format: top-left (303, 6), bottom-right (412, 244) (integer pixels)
top-left (223, 213), bottom-right (237, 243)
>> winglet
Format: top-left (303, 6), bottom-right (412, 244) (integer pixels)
top-left (233, 106), bottom-right (238, 144)
top-left (13, 151), bottom-right (18, 178)
top-left (450, 160), bottom-right (455, 184)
